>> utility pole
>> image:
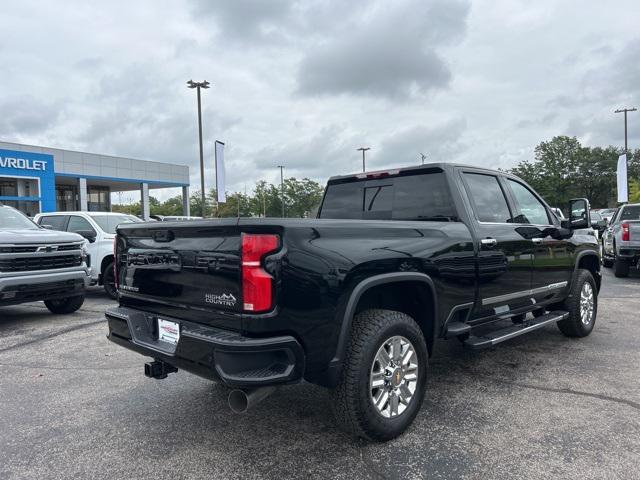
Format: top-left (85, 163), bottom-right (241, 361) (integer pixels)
top-left (187, 79), bottom-right (210, 217)
top-left (277, 165), bottom-right (285, 217)
top-left (357, 147), bottom-right (370, 172)
top-left (615, 107), bottom-right (637, 196)
top-left (420, 153), bottom-right (427, 165)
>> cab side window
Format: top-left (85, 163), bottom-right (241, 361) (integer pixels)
top-left (67, 216), bottom-right (96, 235)
top-left (463, 173), bottom-right (512, 223)
top-left (37, 215), bottom-right (67, 231)
top-left (507, 179), bottom-right (551, 225)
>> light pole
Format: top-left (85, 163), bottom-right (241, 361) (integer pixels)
top-left (615, 107), bottom-right (637, 196)
top-left (357, 147), bottom-right (370, 172)
top-left (187, 79), bottom-right (210, 216)
top-left (420, 153), bottom-right (427, 165)
top-left (277, 165), bottom-right (285, 217)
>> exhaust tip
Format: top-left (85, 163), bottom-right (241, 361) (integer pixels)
top-left (228, 389), bottom-right (249, 414)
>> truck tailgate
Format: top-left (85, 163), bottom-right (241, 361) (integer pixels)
top-left (116, 221), bottom-right (247, 326)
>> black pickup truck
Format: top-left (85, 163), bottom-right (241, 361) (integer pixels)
top-left (106, 163), bottom-right (600, 441)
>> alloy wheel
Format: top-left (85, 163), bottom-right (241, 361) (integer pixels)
top-left (370, 336), bottom-right (418, 418)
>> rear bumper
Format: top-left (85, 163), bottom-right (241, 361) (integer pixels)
top-left (617, 247), bottom-right (640, 261)
top-left (106, 306), bottom-right (305, 387)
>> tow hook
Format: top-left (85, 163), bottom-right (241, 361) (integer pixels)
top-left (144, 360), bottom-right (178, 379)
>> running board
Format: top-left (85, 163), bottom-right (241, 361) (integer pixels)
top-left (463, 311), bottom-right (569, 350)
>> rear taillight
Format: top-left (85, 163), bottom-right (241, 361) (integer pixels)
top-left (113, 236), bottom-right (119, 290)
top-left (622, 223), bottom-right (630, 241)
top-left (241, 233), bottom-right (279, 312)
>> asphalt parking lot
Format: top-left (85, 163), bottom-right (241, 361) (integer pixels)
top-left (1, 270), bottom-right (639, 480)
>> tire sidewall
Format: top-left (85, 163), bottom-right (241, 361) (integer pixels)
top-left (355, 316), bottom-right (428, 440)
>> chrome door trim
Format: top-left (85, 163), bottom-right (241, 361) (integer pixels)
top-left (482, 281), bottom-right (568, 306)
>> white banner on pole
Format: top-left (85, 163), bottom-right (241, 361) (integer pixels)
top-left (215, 141), bottom-right (226, 203)
top-left (617, 153), bottom-right (628, 203)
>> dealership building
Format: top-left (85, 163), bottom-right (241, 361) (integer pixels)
top-left (0, 140), bottom-right (190, 219)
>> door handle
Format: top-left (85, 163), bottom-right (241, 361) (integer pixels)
top-left (531, 238), bottom-right (544, 244)
top-left (480, 238), bottom-right (498, 247)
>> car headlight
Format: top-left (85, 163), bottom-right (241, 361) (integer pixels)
top-left (81, 241), bottom-right (90, 267)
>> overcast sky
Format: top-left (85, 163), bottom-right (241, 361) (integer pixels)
top-left (1, 0), bottom-right (639, 201)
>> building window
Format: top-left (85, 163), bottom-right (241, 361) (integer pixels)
top-left (56, 185), bottom-right (78, 211)
top-left (0, 178), bottom-right (18, 196)
top-left (87, 186), bottom-right (110, 212)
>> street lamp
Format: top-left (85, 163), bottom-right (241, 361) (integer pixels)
top-left (187, 79), bottom-right (210, 216)
top-left (277, 165), bottom-right (285, 217)
top-left (357, 147), bottom-right (370, 172)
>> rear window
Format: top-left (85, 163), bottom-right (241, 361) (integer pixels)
top-left (319, 171), bottom-right (457, 221)
top-left (620, 206), bottom-right (640, 221)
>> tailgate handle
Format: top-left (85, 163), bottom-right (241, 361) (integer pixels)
top-left (153, 230), bottom-right (174, 242)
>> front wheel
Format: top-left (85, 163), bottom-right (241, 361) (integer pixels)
top-left (45, 295), bottom-right (85, 314)
top-left (330, 309), bottom-right (428, 442)
top-left (556, 269), bottom-right (597, 338)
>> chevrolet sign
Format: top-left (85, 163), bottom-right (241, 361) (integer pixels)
top-left (0, 156), bottom-right (47, 171)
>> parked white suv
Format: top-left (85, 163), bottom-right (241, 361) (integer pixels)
top-left (34, 212), bottom-right (143, 298)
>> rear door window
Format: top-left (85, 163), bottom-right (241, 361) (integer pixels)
top-left (462, 173), bottom-right (512, 223)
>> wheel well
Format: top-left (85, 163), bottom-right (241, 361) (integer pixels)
top-left (578, 254), bottom-right (601, 291)
top-left (354, 281), bottom-right (436, 355)
top-left (100, 255), bottom-right (114, 276)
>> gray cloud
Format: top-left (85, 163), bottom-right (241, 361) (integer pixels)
top-left (297, 0), bottom-right (469, 99)
top-left (0, 97), bottom-right (63, 137)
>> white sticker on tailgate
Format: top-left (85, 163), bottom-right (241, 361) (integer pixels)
top-left (158, 319), bottom-right (180, 344)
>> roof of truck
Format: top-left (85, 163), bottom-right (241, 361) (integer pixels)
top-left (327, 162), bottom-right (503, 183)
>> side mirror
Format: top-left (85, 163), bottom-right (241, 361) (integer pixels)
top-left (567, 198), bottom-right (591, 230)
top-left (75, 230), bottom-right (96, 243)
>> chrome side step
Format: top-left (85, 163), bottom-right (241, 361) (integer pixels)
top-left (464, 311), bottom-right (569, 350)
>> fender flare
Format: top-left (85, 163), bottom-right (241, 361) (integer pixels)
top-left (330, 272), bottom-right (438, 367)
top-left (573, 250), bottom-right (601, 290)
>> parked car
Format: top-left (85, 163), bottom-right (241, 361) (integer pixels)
top-left (0, 204), bottom-right (90, 313)
top-left (599, 208), bottom-right (617, 224)
top-left (34, 211), bottom-right (142, 299)
top-left (105, 163), bottom-right (600, 441)
top-left (590, 211), bottom-right (608, 238)
top-left (601, 203), bottom-right (640, 276)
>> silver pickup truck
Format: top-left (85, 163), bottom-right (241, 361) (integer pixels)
top-left (602, 203), bottom-right (640, 277)
top-left (0, 205), bottom-right (90, 313)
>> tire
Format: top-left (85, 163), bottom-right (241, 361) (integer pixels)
top-left (556, 269), bottom-right (597, 338)
top-left (330, 309), bottom-right (428, 442)
top-left (614, 257), bottom-right (629, 278)
top-left (602, 256), bottom-right (613, 268)
top-left (45, 295), bottom-right (85, 314)
top-left (102, 261), bottom-right (118, 299)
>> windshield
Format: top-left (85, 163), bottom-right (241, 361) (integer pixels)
top-left (620, 206), bottom-right (640, 222)
top-left (0, 205), bottom-right (39, 230)
top-left (319, 170), bottom-right (457, 221)
top-left (89, 214), bottom-right (143, 234)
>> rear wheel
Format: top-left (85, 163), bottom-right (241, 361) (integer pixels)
top-left (602, 256), bottom-right (613, 268)
top-left (614, 257), bottom-right (630, 277)
top-left (45, 295), bottom-right (85, 314)
top-left (556, 269), bottom-right (597, 338)
top-left (102, 261), bottom-right (117, 299)
top-left (330, 309), bottom-right (428, 441)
